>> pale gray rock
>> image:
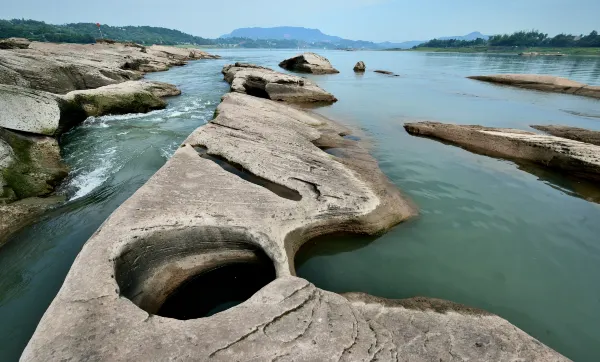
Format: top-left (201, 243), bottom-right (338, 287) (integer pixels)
top-left (0, 37), bottom-right (31, 49)
top-left (0, 196), bottom-right (65, 247)
top-left (532, 125), bottom-right (600, 146)
top-left (22, 94), bottom-right (566, 361)
top-left (222, 63), bottom-right (337, 103)
top-left (468, 74), bottom-right (600, 99)
top-left (353, 61), bottom-right (366, 72)
top-left (279, 52), bottom-right (340, 74)
top-left (405, 121), bottom-right (600, 181)
top-left (147, 45), bottom-right (221, 61)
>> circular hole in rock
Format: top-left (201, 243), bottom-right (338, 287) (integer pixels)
top-left (158, 261), bottom-right (276, 320)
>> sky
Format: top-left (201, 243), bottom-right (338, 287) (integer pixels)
top-left (3, 0), bottom-right (600, 42)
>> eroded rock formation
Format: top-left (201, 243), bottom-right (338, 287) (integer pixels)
top-left (468, 74), bottom-right (600, 99)
top-left (532, 125), bottom-right (600, 146)
top-left (405, 121), bottom-right (600, 181)
top-left (222, 63), bottom-right (337, 103)
top-left (22, 93), bottom-right (567, 361)
top-left (353, 61), bottom-right (366, 72)
top-left (0, 37), bottom-right (31, 49)
top-left (279, 53), bottom-right (340, 74)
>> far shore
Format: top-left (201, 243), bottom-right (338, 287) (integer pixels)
top-left (390, 47), bottom-right (600, 56)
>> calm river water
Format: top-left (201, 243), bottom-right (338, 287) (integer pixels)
top-left (1, 49), bottom-right (599, 361)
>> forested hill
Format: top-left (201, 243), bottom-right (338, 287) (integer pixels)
top-left (0, 19), bottom-right (213, 45)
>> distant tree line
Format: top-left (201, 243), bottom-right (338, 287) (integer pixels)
top-left (417, 30), bottom-right (600, 49)
top-left (0, 19), bottom-right (213, 45)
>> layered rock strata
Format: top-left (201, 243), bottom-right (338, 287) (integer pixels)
top-left (532, 125), bottom-right (600, 146)
top-left (279, 53), bottom-right (340, 74)
top-left (22, 93), bottom-right (566, 361)
top-left (404, 121), bottom-right (600, 181)
top-left (222, 63), bottom-right (337, 103)
top-left (468, 74), bottom-right (600, 99)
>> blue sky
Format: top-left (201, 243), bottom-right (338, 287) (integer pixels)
top-left (3, 0), bottom-right (599, 42)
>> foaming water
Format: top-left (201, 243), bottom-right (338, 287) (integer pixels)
top-left (0, 50), bottom-right (599, 361)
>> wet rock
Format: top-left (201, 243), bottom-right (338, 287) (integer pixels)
top-left (0, 41), bottom-right (219, 94)
top-left (0, 37), bottom-right (30, 49)
top-left (222, 63), bottom-right (337, 103)
top-left (22, 94), bottom-right (565, 361)
top-left (279, 52), bottom-right (340, 74)
top-left (404, 121), bottom-right (600, 181)
top-left (0, 138), bottom-right (14, 201)
top-left (62, 80), bottom-right (181, 118)
top-left (532, 125), bottom-right (600, 146)
top-left (468, 74), bottom-right (600, 99)
top-left (0, 128), bottom-right (68, 200)
top-left (353, 61), bottom-right (366, 72)
top-left (374, 70), bottom-right (399, 76)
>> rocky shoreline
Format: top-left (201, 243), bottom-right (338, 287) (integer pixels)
top-left (21, 63), bottom-right (568, 361)
top-left (0, 39), bottom-right (220, 245)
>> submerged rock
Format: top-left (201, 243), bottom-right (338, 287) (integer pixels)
top-left (353, 61), bottom-right (366, 72)
top-left (532, 125), bottom-right (600, 146)
top-left (405, 121), bottom-right (600, 181)
top-left (468, 74), bottom-right (600, 99)
top-left (62, 80), bottom-right (180, 118)
top-left (222, 63), bottom-right (337, 103)
top-left (0, 37), bottom-right (31, 49)
top-left (0, 128), bottom-right (68, 200)
top-left (279, 52), bottom-right (340, 74)
top-left (374, 70), bottom-right (399, 76)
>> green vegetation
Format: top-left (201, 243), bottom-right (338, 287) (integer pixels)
top-left (0, 19), bottom-right (213, 45)
top-left (409, 30), bottom-right (600, 55)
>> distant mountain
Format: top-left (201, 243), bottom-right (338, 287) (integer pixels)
top-left (379, 32), bottom-right (489, 49)
top-left (221, 27), bottom-right (343, 43)
top-left (439, 31), bottom-right (489, 41)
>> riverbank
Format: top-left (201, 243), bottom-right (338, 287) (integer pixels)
top-left (397, 47), bottom-right (600, 56)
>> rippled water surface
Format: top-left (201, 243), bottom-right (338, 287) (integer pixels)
top-left (1, 50), bottom-right (600, 361)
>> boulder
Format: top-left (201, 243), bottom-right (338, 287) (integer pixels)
top-left (374, 70), bottom-right (399, 76)
top-left (22, 93), bottom-right (566, 361)
top-left (0, 128), bottom-right (68, 200)
top-left (404, 121), bottom-right (600, 181)
top-left (353, 61), bottom-right (366, 72)
top-left (532, 125), bottom-right (600, 146)
top-left (468, 74), bottom-right (600, 99)
top-left (62, 80), bottom-right (181, 118)
top-left (279, 52), bottom-right (340, 74)
top-left (222, 63), bottom-right (337, 103)
top-left (0, 37), bottom-right (31, 49)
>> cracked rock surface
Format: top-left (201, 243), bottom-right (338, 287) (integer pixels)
top-left (21, 92), bottom-right (568, 360)
top-left (405, 121), bottom-right (600, 182)
top-left (222, 63), bottom-right (337, 103)
top-left (468, 74), bottom-right (600, 99)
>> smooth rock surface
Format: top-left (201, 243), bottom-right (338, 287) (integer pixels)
top-left (0, 37), bottom-right (31, 49)
top-left (62, 80), bottom-right (181, 117)
top-left (0, 42), bottom-right (218, 94)
top-left (22, 93), bottom-right (566, 361)
top-left (353, 61), bottom-right (366, 72)
top-left (222, 63), bottom-right (337, 103)
top-left (532, 125), bottom-right (600, 146)
top-left (279, 52), bottom-right (340, 74)
top-left (405, 121), bottom-right (600, 181)
top-left (468, 74), bottom-right (600, 99)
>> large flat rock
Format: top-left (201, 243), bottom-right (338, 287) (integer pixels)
top-left (222, 63), bottom-right (337, 103)
top-left (22, 94), bottom-right (566, 361)
top-left (532, 125), bottom-right (600, 146)
top-left (404, 121), bottom-right (600, 181)
top-left (279, 52), bottom-right (340, 74)
top-left (468, 74), bottom-right (600, 99)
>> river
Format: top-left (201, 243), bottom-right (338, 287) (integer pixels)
top-left (1, 50), bottom-right (600, 361)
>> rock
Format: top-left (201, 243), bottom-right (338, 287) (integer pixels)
top-left (532, 125), bottom-right (600, 146)
top-left (404, 121), bottom-right (600, 182)
top-left (374, 70), bottom-right (399, 76)
top-left (0, 195), bottom-right (65, 248)
top-left (0, 41), bottom-right (219, 94)
top-left (0, 37), bottom-right (31, 49)
top-left (353, 61), bottom-right (366, 72)
top-left (0, 84), bottom-right (86, 136)
top-left (22, 93), bottom-right (565, 361)
top-left (468, 74), bottom-right (600, 99)
top-left (222, 63), bottom-right (337, 103)
top-left (0, 138), bottom-right (14, 201)
top-left (62, 80), bottom-right (181, 118)
top-left (279, 52), bottom-right (340, 74)
top-left (0, 128), bottom-right (68, 200)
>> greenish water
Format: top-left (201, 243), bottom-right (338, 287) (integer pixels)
top-left (1, 50), bottom-right (600, 361)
